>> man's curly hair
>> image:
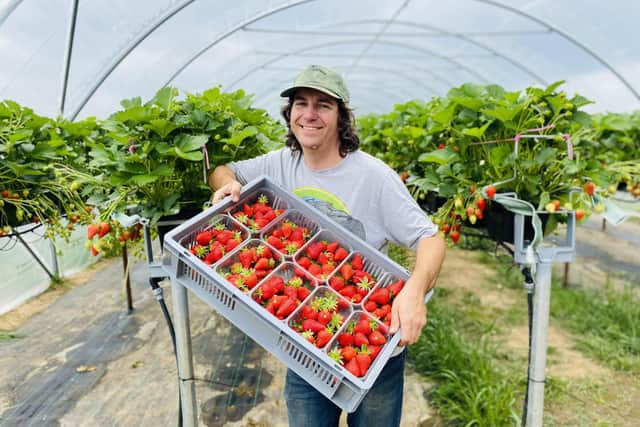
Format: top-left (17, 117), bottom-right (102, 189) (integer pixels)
top-left (280, 96), bottom-right (360, 157)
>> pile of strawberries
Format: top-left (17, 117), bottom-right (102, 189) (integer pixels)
top-left (290, 291), bottom-right (348, 348)
top-left (252, 265), bottom-right (315, 319)
top-left (264, 219), bottom-right (313, 256)
top-left (362, 279), bottom-right (404, 326)
top-left (191, 222), bottom-right (245, 265)
top-left (327, 253), bottom-right (377, 304)
top-left (328, 313), bottom-right (389, 378)
top-left (296, 239), bottom-right (349, 280)
top-left (232, 194), bottom-right (283, 231)
top-left (217, 242), bottom-right (279, 293)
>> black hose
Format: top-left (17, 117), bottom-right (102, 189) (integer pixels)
top-left (148, 276), bottom-right (183, 427)
top-left (521, 267), bottom-right (534, 427)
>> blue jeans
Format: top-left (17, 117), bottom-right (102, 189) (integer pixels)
top-left (284, 349), bottom-right (406, 427)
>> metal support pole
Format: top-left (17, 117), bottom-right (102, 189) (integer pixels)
top-left (526, 257), bottom-right (553, 427)
top-left (171, 279), bottom-right (197, 426)
top-left (14, 232), bottom-right (58, 281)
top-left (122, 243), bottom-right (133, 313)
top-left (48, 239), bottom-right (61, 280)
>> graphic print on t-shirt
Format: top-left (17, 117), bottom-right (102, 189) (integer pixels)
top-left (293, 186), bottom-right (366, 241)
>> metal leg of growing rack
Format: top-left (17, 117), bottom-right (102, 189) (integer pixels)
top-left (526, 257), bottom-right (552, 427)
top-left (171, 278), bottom-right (198, 427)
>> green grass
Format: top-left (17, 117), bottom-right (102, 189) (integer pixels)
top-left (550, 282), bottom-right (640, 372)
top-left (0, 330), bottom-right (21, 341)
top-left (408, 299), bottom-right (521, 426)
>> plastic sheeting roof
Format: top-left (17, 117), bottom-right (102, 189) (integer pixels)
top-left (1, 0), bottom-right (639, 120)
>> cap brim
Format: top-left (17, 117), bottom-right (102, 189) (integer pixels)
top-left (280, 85), bottom-right (343, 101)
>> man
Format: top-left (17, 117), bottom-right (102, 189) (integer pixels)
top-left (210, 64), bottom-right (445, 427)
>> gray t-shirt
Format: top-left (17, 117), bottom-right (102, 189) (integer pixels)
top-left (229, 147), bottom-right (437, 251)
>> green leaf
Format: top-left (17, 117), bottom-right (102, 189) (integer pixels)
top-left (149, 87), bottom-right (175, 111)
top-left (148, 119), bottom-right (179, 138)
top-left (130, 174), bottom-right (160, 186)
top-left (175, 134), bottom-right (209, 153)
top-left (174, 146), bottom-right (204, 161)
top-left (432, 103), bottom-right (456, 125)
top-left (463, 121), bottom-right (492, 139)
top-left (544, 80), bottom-right (565, 95)
top-left (120, 96), bottom-right (142, 109)
top-left (480, 106), bottom-right (518, 123)
top-left (418, 148), bottom-right (459, 164)
top-left (534, 147), bottom-right (555, 166)
top-left (571, 111), bottom-right (592, 128)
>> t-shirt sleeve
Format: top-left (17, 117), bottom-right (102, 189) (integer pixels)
top-left (227, 149), bottom-right (282, 185)
top-left (378, 168), bottom-right (438, 249)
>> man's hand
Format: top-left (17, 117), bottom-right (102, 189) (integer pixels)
top-left (211, 180), bottom-right (242, 205)
top-left (388, 277), bottom-right (427, 346)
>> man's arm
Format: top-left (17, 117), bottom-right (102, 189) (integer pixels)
top-left (209, 165), bottom-right (242, 204)
top-left (389, 233), bottom-right (446, 346)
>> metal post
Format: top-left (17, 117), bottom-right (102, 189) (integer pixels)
top-left (526, 255), bottom-right (553, 427)
top-left (171, 279), bottom-right (198, 426)
top-left (122, 243), bottom-right (133, 313)
top-left (48, 239), bottom-right (61, 280)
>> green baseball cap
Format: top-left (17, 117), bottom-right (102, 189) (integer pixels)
top-left (280, 65), bottom-right (350, 103)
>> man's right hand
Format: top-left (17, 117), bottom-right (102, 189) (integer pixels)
top-left (211, 180), bottom-right (242, 205)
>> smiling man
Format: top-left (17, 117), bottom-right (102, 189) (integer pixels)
top-left (209, 64), bottom-right (445, 427)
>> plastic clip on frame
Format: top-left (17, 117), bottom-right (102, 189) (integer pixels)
top-left (162, 175), bottom-right (433, 414)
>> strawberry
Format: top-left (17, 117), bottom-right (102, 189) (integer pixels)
top-left (196, 230), bottom-right (213, 246)
top-left (368, 344), bottom-right (382, 360)
top-left (315, 329), bottom-right (333, 348)
top-left (351, 253), bottom-right (364, 270)
top-left (317, 310), bottom-right (332, 325)
top-left (87, 224), bottom-right (99, 239)
top-left (354, 319), bottom-right (372, 335)
top-left (449, 230), bottom-right (460, 244)
top-left (239, 249), bottom-right (254, 268)
top-left (334, 247), bottom-right (348, 262)
top-left (276, 298), bottom-right (297, 319)
top-left (364, 300), bottom-right (378, 312)
top-left (476, 197), bottom-right (486, 211)
top-left (354, 332), bottom-right (369, 347)
top-left (302, 319), bottom-right (325, 333)
top-left (254, 257), bottom-right (272, 270)
top-left (337, 332), bottom-right (354, 347)
top-left (355, 353), bottom-right (372, 376)
top-left (341, 345), bottom-right (356, 362)
top-left (369, 288), bottom-right (390, 305)
top-left (297, 256), bottom-right (312, 269)
top-left (486, 185), bottom-right (497, 199)
top-left (329, 276), bottom-right (345, 291)
top-left (584, 181), bottom-right (595, 196)
top-left (339, 264), bottom-right (354, 281)
top-left (297, 286), bottom-right (311, 301)
top-left (344, 358), bottom-right (361, 377)
top-left (98, 222), bottom-right (110, 238)
top-left (388, 279), bottom-right (404, 298)
top-left (369, 330), bottom-right (387, 346)
top-left (326, 241), bottom-right (339, 253)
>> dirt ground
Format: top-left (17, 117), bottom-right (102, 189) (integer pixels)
top-left (0, 213), bottom-right (638, 426)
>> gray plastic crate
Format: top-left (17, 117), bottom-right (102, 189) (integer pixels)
top-left (163, 176), bottom-right (412, 412)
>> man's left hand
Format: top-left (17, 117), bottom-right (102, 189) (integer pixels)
top-left (388, 277), bottom-right (427, 346)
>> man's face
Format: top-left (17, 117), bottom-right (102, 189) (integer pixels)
top-left (289, 88), bottom-right (340, 153)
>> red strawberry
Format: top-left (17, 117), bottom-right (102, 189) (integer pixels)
top-left (354, 332), bottom-right (369, 347)
top-left (341, 345), bottom-right (356, 362)
top-left (486, 185), bottom-right (497, 199)
top-left (267, 235), bottom-right (284, 249)
top-left (276, 298), bottom-right (297, 319)
top-left (297, 287), bottom-right (311, 301)
top-left (317, 310), bottom-right (332, 325)
top-left (369, 330), bottom-right (387, 346)
top-left (239, 250), bottom-right (254, 268)
top-left (254, 258), bottom-right (271, 270)
top-left (326, 241), bottom-right (339, 253)
top-left (337, 332), bottom-right (354, 347)
top-left (388, 279), bottom-right (404, 298)
top-left (297, 256), bottom-right (312, 269)
top-left (344, 358), bottom-right (361, 377)
top-left (334, 247), bottom-right (348, 262)
top-left (368, 344), bottom-right (382, 360)
top-left (329, 276), bottom-right (345, 291)
top-left (355, 353), bottom-right (372, 376)
top-left (351, 253), bottom-right (364, 270)
top-left (369, 288), bottom-right (390, 305)
top-left (316, 329), bottom-right (333, 348)
top-left (302, 319), bottom-right (325, 333)
top-left (354, 319), bottom-right (372, 335)
top-left (340, 264), bottom-right (354, 281)
top-left (364, 300), bottom-right (378, 312)
top-left (87, 224), bottom-right (99, 239)
top-left (196, 230), bottom-right (213, 245)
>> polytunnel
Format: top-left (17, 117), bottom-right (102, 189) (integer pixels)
top-left (1, 2), bottom-right (640, 427)
top-left (1, 0), bottom-right (640, 119)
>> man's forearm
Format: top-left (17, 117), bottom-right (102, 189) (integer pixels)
top-left (209, 165), bottom-right (237, 191)
top-left (409, 233), bottom-right (446, 295)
